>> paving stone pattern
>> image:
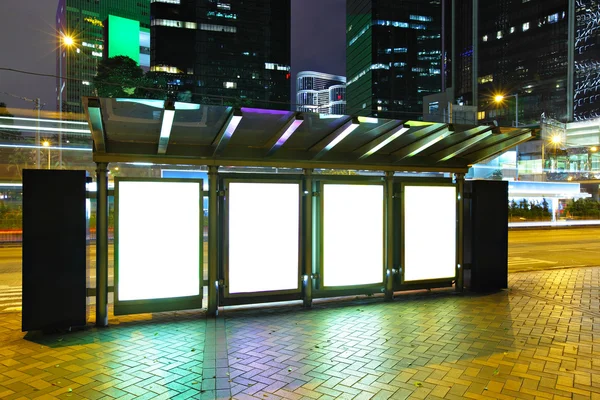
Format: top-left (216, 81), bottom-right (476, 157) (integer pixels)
top-left (2, 267), bottom-right (600, 399)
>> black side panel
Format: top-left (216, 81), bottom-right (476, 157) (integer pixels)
top-left (22, 170), bottom-right (88, 331)
top-left (466, 180), bottom-right (508, 292)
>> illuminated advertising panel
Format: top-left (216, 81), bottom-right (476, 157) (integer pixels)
top-left (108, 15), bottom-right (140, 64)
top-left (228, 182), bottom-right (300, 294)
top-left (323, 184), bottom-right (384, 287)
top-left (116, 180), bottom-right (201, 306)
top-left (404, 185), bottom-right (456, 282)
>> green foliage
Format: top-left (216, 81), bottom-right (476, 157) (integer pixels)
top-left (0, 202), bottom-right (22, 230)
top-left (93, 56), bottom-right (145, 98)
top-left (565, 198), bottom-right (600, 219)
top-left (508, 198), bottom-right (552, 221)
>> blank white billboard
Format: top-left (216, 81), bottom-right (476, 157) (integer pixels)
top-left (404, 185), bottom-right (456, 282)
top-left (323, 184), bottom-right (384, 287)
top-left (228, 182), bottom-right (300, 294)
top-left (117, 181), bottom-right (201, 301)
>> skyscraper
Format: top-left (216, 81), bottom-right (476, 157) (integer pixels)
top-left (346, 0), bottom-right (443, 119)
top-left (55, 0), bottom-right (150, 115)
top-left (447, 0), bottom-right (597, 125)
top-left (150, 0), bottom-right (291, 109)
top-left (296, 71), bottom-right (346, 115)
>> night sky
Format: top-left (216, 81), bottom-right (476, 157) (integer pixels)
top-left (0, 0), bottom-right (346, 112)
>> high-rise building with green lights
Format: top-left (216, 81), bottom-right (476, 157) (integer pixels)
top-left (55, 0), bottom-right (150, 116)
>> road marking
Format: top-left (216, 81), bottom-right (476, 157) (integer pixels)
top-left (0, 302), bottom-right (22, 307)
top-left (0, 297), bottom-right (21, 301)
top-left (509, 257), bottom-right (558, 266)
top-left (3, 307), bottom-right (21, 312)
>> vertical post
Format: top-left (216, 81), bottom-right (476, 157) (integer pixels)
top-left (207, 166), bottom-right (219, 316)
top-left (567, 0), bottom-right (575, 122)
top-left (59, 44), bottom-right (62, 168)
top-left (384, 171), bottom-right (394, 301)
top-left (36, 98), bottom-right (40, 169)
top-left (472, 0), bottom-right (478, 109)
top-left (451, 0), bottom-right (456, 93)
top-left (455, 173), bottom-right (465, 292)
top-left (515, 93), bottom-right (519, 181)
top-left (302, 169), bottom-right (313, 308)
top-left (59, 45), bottom-right (65, 168)
top-left (95, 162), bottom-right (109, 327)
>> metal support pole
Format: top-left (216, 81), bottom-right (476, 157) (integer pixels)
top-left (36, 98), bottom-right (40, 169)
top-left (384, 171), bottom-right (394, 301)
top-left (95, 162), bottom-right (109, 327)
top-left (567, 0), bottom-right (575, 122)
top-left (207, 166), bottom-right (219, 317)
top-left (472, 0), bottom-right (478, 109)
top-left (59, 46), bottom-right (63, 168)
top-left (302, 169), bottom-right (313, 308)
top-left (455, 173), bottom-right (465, 292)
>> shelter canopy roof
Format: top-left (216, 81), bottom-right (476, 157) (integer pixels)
top-left (84, 97), bottom-right (533, 173)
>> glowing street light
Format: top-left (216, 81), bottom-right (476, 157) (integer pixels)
top-left (42, 140), bottom-right (51, 170)
top-left (59, 33), bottom-right (75, 169)
top-left (591, 146), bottom-right (598, 152)
top-left (63, 35), bottom-right (74, 46)
top-left (551, 135), bottom-right (562, 145)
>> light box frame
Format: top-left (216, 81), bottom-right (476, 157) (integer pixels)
top-left (400, 182), bottom-right (457, 285)
top-left (114, 177), bottom-right (203, 315)
top-left (221, 177), bottom-right (303, 301)
top-left (315, 179), bottom-right (386, 294)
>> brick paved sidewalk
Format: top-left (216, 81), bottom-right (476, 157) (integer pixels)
top-left (2, 267), bottom-right (600, 399)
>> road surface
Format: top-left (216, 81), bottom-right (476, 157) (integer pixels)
top-left (508, 228), bottom-right (600, 272)
top-left (0, 229), bottom-right (598, 311)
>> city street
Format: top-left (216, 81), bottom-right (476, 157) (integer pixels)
top-left (0, 228), bottom-right (598, 312)
top-left (508, 227), bottom-right (600, 272)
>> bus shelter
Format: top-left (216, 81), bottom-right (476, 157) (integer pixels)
top-left (84, 97), bottom-right (533, 326)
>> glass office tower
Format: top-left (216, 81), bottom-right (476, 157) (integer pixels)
top-left (346, 0), bottom-right (443, 119)
top-left (151, 0), bottom-right (291, 109)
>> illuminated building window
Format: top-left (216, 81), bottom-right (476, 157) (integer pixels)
top-left (82, 81), bottom-right (90, 85)
top-left (522, 22), bottom-right (529, 31)
top-left (151, 0), bottom-right (180, 3)
top-left (217, 2), bottom-right (231, 10)
top-left (478, 74), bottom-right (494, 84)
top-left (548, 13), bottom-right (559, 24)
top-left (223, 81), bottom-right (237, 89)
top-left (483, 35), bottom-right (488, 42)
top-left (91, 51), bottom-right (103, 57)
top-left (348, 24), bottom-right (370, 46)
top-left (152, 19), bottom-right (197, 29)
top-left (497, 30), bottom-right (502, 39)
top-left (510, 26), bottom-right (515, 33)
top-left (409, 15), bottom-right (432, 22)
top-left (200, 23), bottom-right (236, 33)
top-left (478, 111), bottom-right (485, 120)
top-left (150, 65), bottom-right (183, 74)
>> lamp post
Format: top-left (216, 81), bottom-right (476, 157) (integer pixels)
top-left (59, 34), bottom-right (74, 169)
top-left (42, 141), bottom-right (51, 170)
top-left (550, 134), bottom-right (562, 172)
top-left (494, 93), bottom-right (520, 179)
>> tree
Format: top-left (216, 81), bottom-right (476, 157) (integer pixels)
top-left (93, 56), bottom-right (145, 98)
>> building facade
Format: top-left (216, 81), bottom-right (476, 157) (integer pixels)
top-left (296, 71), bottom-right (346, 115)
top-left (150, 0), bottom-right (291, 109)
top-left (346, 0), bottom-right (443, 119)
top-left (56, 0), bottom-right (150, 115)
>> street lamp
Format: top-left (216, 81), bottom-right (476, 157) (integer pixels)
top-left (59, 33), bottom-right (74, 169)
top-left (42, 140), bottom-right (51, 170)
top-left (494, 92), bottom-right (520, 179)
